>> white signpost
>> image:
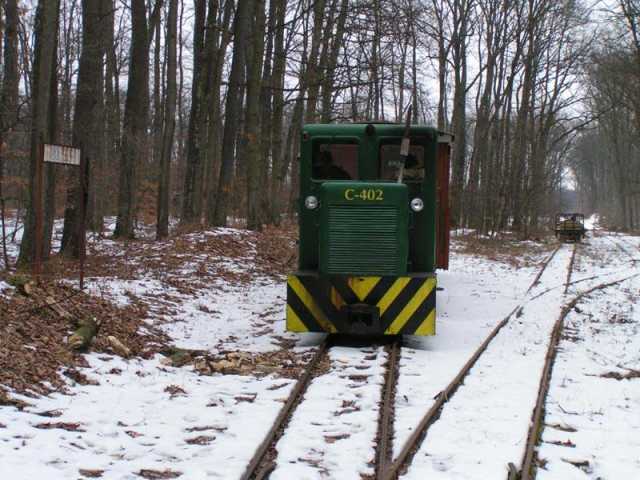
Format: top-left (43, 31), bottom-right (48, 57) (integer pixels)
top-left (34, 143), bottom-right (85, 288)
top-left (43, 143), bottom-right (81, 166)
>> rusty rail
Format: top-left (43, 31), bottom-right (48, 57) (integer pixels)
top-left (564, 244), bottom-right (578, 294)
top-left (381, 305), bottom-right (521, 480)
top-left (518, 272), bottom-right (640, 480)
top-left (240, 336), bottom-right (331, 480)
top-left (526, 246), bottom-right (561, 294)
top-left (381, 244), bottom-right (565, 480)
top-left (375, 338), bottom-right (401, 478)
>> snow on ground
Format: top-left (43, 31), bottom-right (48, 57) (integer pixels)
top-left (393, 245), bottom-right (543, 454)
top-left (584, 214), bottom-right (598, 230)
top-left (400, 245), bottom-right (575, 479)
top-left (272, 346), bottom-right (387, 479)
top-left (537, 263), bottom-right (640, 479)
top-left (0, 354), bottom-right (295, 479)
top-left (2, 217), bottom-right (638, 479)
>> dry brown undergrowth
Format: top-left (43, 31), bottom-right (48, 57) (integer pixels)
top-left (0, 223), bottom-right (298, 400)
top-left (453, 231), bottom-right (556, 269)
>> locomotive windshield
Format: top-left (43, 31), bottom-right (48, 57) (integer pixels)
top-left (312, 143), bottom-right (358, 180)
top-left (379, 143), bottom-right (425, 181)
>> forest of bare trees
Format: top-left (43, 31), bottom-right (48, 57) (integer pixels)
top-left (571, 0), bottom-right (640, 230)
top-left (0, 0), bottom-right (638, 270)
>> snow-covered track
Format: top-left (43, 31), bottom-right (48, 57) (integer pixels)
top-left (516, 270), bottom-right (640, 480)
top-left (527, 245), bottom-right (562, 293)
top-left (243, 336), bottom-right (398, 479)
top-left (381, 246), bottom-right (569, 480)
top-left (607, 235), bottom-right (640, 262)
top-left (564, 244), bottom-right (578, 294)
top-left (241, 337), bottom-right (331, 480)
top-left (375, 338), bottom-right (402, 478)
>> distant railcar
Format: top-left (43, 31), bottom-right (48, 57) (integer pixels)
top-left (286, 123), bottom-right (452, 336)
top-left (554, 213), bottom-right (586, 243)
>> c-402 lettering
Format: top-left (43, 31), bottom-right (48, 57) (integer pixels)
top-left (344, 188), bottom-right (384, 201)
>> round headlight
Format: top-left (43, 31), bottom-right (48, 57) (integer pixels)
top-left (410, 198), bottom-right (424, 212)
top-left (304, 195), bottom-right (319, 210)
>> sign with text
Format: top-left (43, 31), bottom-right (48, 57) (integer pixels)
top-left (43, 143), bottom-right (80, 166)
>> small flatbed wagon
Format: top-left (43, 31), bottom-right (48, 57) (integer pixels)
top-left (554, 213), bottom-right (586, 243)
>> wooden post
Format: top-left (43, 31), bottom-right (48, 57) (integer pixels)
top-left (33, 141), bottom-right (44, 276)
top-left (78, 150), bottom-right (87, 290)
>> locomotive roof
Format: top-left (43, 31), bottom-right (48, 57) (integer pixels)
top-left (303, 123), bottom-right (442, 139)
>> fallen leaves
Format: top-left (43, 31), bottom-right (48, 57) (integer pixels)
top-left (547, 438), bottom-right (576, 447)
top-left (560, 458), bottom-right (591, 472)
top-left (0, 279), bottom-right (169, 398)
top-left (34, 421), bottom-right (85, 432)
top-left (0, 389), bottom-right (31, 410)
top-left (185, 435), bottom-right (215, 445)
top-left (162, 347), bottom-right (313, 379)
top-left (599, 369), bottom-right (640, 380)
top-left (137, 469), bottom-right (182, 479)
top-left (234, 393), bottom-right (257, 403)
top-left (78, 469), bottom-right (104, 478)
top-left (185, 425), bottom-right (227, 433)
top-left (334, 400), bottom-right (360, 416)
top-left (63, 367), bottom-right (100, 386)
top-left (34, 409), bottom-right (63, 418)
top-left (324, 433), bottom-right (350, 443)
top-left (164, 384), bottom-right (187, 398)
top-left (547, 422), bottom-right (577, 432)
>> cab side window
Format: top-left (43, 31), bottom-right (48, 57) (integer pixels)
top-left (379, 143), bottom-right (425, 182)
top-left (312, 143), bottom-right (358, 180)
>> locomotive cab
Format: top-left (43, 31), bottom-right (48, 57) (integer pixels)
top-left (286, 123), bottom-right (452, 336)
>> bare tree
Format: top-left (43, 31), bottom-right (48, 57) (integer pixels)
top-left (17, 0), bottom-right (60, 268)
top-left (113, 0), bottom-right (151, 239)
top-left (156, 0), bottom-right (178, 239)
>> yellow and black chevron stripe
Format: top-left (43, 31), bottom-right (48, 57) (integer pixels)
top-left (286, 273), bottom-right (436, 336)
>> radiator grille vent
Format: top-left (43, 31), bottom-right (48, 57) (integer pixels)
top-left (324, 204), bottom-right (402, 275)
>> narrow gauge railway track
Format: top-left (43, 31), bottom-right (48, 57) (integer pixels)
top-left (242, 336), bottom-right (400, 480)
top-left (514, 237), bottom-right (640, 480)
top-left (607, 235), bottom-right (640, 262)
top-left (527, 246), bottom-right (562, 293)
top-left (380, 244), bottom-right (569, 480)
top-left (240, 337), bottom-right (331, 480)
top-left (375, 338), bottom-right (401, 478)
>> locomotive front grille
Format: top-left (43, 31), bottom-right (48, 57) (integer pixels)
top-left (324, 204), bottom-right (403, 275)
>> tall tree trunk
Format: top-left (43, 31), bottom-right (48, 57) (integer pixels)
top-left (449, 0), bottom-right (471, 228)
top-left (212, 0), bottom-right (250, 226)
top-left (304, 0), bottom-right (326, 123)
top-left (0, 0), bottom-right (19, 269)
top-left (157, 0), bottom-right (178, 240)
top-left (103, 0), bottom-right (119, 231)
top-left (268, 0), bottom-right (286, 224)
top-left (16, 0), bottom-right (60, 269)
top-left (204, 0), bottom-right (234, 224)
top-left (43, 35), bottom-right (59, 260)
top-left (113, 0), bottom-right (150, 239)
top-left (61, 0), bottom-right (104, 257)
top-left (245, 0), bottom-right (266, 230)
top-left (320, 0), bottom-right (348, 122)
top-left (259, 0), bottom-right (275, 222)
top-left (181, 0), bottom-right (207, 225)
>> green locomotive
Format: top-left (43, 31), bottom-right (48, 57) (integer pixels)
top-left (286, 122), bottom-right (452, 336)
